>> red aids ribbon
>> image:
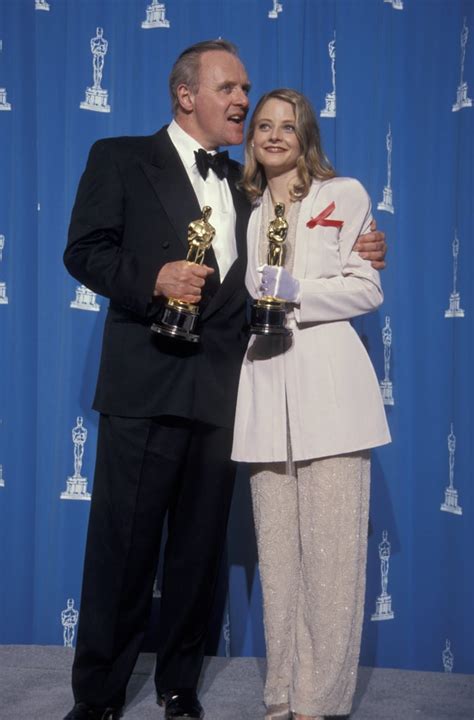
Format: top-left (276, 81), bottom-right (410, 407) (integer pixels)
top-left (306, 201), bottom-right (344, 229)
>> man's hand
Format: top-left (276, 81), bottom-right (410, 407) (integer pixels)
top-left (154, 260), bottom-right (214, 304)
top-left (353, 219), bottom-right (387, 270)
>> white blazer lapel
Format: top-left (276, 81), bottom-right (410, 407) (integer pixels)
top-left (245, 200), bottom-right (263, 298)
top-left (292, 180), bottom-right (323, 279)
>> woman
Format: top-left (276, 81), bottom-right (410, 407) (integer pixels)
top-left (231, 89), bottom-right (391, 720)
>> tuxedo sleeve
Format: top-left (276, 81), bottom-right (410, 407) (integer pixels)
top-left (64, 140), bottom-right (157, 317)
top-left (294, 179), bottom-right (383, 324)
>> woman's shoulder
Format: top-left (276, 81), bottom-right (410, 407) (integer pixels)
top-left (316, 176), bottom-right (368, 196)
top-left (307, 176), bottom-right (370, 209)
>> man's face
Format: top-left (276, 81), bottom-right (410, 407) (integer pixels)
top-left (185, 51), bottom-right (250, 150)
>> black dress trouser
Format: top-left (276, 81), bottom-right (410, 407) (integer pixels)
top-left (72, 413), bottom-right (236, 707)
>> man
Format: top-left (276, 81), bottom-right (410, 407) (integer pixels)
top-left (63, 39), bottom-right (386, 720)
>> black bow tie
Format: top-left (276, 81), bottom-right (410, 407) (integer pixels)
top-left (194, 149), bottom-right (229, 180)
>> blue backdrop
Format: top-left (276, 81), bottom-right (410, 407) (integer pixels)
top-left (0, 0), bottom-right (473, 676)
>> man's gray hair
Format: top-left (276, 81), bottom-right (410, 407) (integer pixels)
top-left (169, 39), bottom-right (239, 116)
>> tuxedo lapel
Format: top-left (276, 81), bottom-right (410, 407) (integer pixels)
top-left (201, 162), bottom-right (251, 321)
top-left (244, 200), bottom-right (262, 295)
top-left (228, 164), bottom-right (250, 265)
top-left (140, 128), bottom-right (202, 252)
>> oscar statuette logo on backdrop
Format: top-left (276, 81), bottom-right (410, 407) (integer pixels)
top-left (320, 32), bottom-right (336, 118)
top-left (371, 530), bottom-right (395, 621)
top-left (377, 125), bottom-right (395, 214)
top-left (380, 316), bottom-right (394, 406)
top-left (0, 233), bottom-right (8, 305)
top-left (61, 599), bottom-right (79, 648)
top-left (384, 0), bottom-right (404, 11)
top-left (0, 39), bottom-right (12, 111)
top-left (223, 611), bottom-right (231, 657)
top-left (70, 284), bottom-right (101, 312)
top-left (440, 423), bottom-right (463, 516)
top-left (141, 0), bottom-right (170, 29)
top-left (442, 640), bottom-right (454, 673)
top-left (452, 18), bottom-right (472, 112)
top-left (60, 417), bottom-right (91, 501)
top-left (444, 232), bottom-right (465, 318)
top-left (268, 0), bottom-right (283, 20)
top-left (80, 27), bottom-right (111, 113)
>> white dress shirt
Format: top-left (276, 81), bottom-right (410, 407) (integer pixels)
top-left (167, 119), bottom-right (237, 280)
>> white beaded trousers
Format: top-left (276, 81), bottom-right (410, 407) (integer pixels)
top-left (251, 452), bottom-right (370, 717)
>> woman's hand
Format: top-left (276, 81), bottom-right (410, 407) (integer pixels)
top-left (258, 265), bottom-right (301, 302)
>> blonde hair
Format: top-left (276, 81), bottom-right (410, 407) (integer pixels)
top-left (240, 88), bottom-right (335, 203)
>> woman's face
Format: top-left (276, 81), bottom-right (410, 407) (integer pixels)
top-left (252, 98), bottom-right (301, 178)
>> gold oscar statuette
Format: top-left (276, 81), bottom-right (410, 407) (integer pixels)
top-left (249, 202), bottom-right (292, 336)
top-left (151, 206), bottom-right (216, 343)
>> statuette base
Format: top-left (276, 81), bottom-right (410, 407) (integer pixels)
top-left (60, 476), bottom-right (91, 501)
top-left (445, 292), bottom-right (464, 318)
top-left (0, 88), bottom-right (11, 111)
top-left (380, 380), bottom-right (394, 406)
top-left (250, 297), bottom-right (292, 336)
top-left (371, 594), bottom-right (394, 621)
top-left (320, 92), bottom-right (336, 118)
top-left (80, 87), bottom-right (111, 113)
top-left (441, 487), bottom-right (463, 515)
top-left (0, 282), bottom-right (9, 304)
top-left (452, 82), bottom-right (473, 112)
top-left (377, 186), bottom-right (394, 214)
top-left (151, 300), bottom-right (200, 343)
top-left (142, 2), bottom-right (170, 29)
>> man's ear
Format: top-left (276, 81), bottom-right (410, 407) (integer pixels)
top-left (176, 83), bottom-right (194, 113)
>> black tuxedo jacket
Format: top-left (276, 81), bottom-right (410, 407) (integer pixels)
top-left (65, 128), bottom-right (251, 429)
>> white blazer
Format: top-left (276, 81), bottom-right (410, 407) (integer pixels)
top-left (231, 177), bottom-right (391, 463)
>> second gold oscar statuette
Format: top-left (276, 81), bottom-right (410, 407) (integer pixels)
top-left (249, 202), bottom-right (292, 337)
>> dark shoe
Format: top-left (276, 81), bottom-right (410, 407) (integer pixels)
top-left (157, 689), bottom-right (204, 719)
top-left (63, 702), bottom-right (122, 720)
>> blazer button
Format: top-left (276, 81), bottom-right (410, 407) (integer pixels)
top-left (162, 241), bottom-right (170, 249)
